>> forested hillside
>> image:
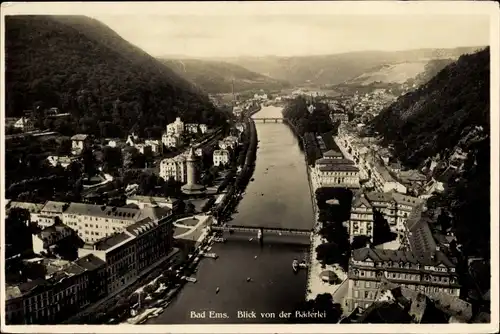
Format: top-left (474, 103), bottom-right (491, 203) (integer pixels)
top-left (160, 58), bottom-right (288, 94)
top-left (369, 47), bottom-right (490, 258)
top-left (5, 15), bottom-right (226, 138)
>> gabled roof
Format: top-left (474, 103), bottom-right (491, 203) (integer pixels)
top-left (365, 192), bottom-right (394, 203)
top-left (352, 247), bottom-right (455, 268)
top-left (64, 203), bottom-right (140, 220)
top-left (6, 201), bottom-right (44, 213)
top-left (315, 158), bottom-right (354, 166)
top-left (352, 194), bottom-right (372, 208)
top-left (74, 254), bottom-right (106, 271)
top-left (41, 201), bottom-right (69, 214)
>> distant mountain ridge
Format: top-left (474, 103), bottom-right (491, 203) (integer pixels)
top-left (218, 46), bottom-right (484, 86)
top-left (343, 58), bottom-right (456, 86)
top-left (159, 58), bottom-right (289, 94)
top-left (5, 15), bottom-right (226, 138)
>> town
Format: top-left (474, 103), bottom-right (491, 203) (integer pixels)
top-left (3, 11), bottom-right (493, 329)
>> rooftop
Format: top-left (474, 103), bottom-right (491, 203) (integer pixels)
top-left (41, 201), bottom-right (69, 214)
top-left (125, 217), bottom-right (158, 237)
top-left (315, 158), bottom-right (355, 166)
top-left (365, 192), bottom-right (394, 203)
top-left (65, 203), bottom-right (140, 220)
top-left (73, 253), bottom-right (106, 271)
top-left (71, 134), bottom-right (89, 141)
top-left (84, 232), bottom-right (133, 251)
top-left (352, 247), bottom-right (455, 268)
top-left (318, 165), bottom-right (359, 172)
top-left (323, 150), bottom-right (344, 158)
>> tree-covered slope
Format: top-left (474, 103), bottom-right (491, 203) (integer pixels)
top-left (5, 15), bottom-right (226, 138)
top-left (160, 58), bottom-right (289, 94)
top-left (369, 47), bottom-right (490, 258)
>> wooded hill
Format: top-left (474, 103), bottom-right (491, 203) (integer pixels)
top-left (5, 15), bottom-right (227, 138)
top-left (369, 47), bottom-right (490, 259)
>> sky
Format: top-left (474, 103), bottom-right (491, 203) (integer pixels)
top-left (94, 14), bottom-right (490, 58)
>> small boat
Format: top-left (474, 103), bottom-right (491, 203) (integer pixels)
top-left (216, 287), bottom-right (220, 294)
top-left (246, 277), bottom-right (251, 282)
top-left (292, 259), bottom-right (299, 273)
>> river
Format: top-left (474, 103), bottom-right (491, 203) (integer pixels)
top-left (147, 106), bottom-right (315, 324)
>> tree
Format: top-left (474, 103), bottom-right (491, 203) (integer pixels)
top-left (81, 147), bottom-right (98, 178)
top-left (5, 208), bottom-right (33, 258)
top-left (102, 146), bottom-right (123, 173)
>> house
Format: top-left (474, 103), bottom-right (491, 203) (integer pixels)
top-left (213, 149), bottom-right (230, 167)
top-left (160, 155), bottom-right (187, 182)
top-left (46, 155), bottom-right (77, 168)
top-left (166, 117), bottom-right (185, 136)
top-left (32, 223), bottom-right (74, 255)
top-left (13, 117), bottom-right (35, 132)
top-left (185, 123), bottom-right (199, 134)
top-left (35, 201), bottom-right (70, 229)
top-left (71, 134), bottom-right (91, 155)
top-left (199, 124), bottom-right (208, 134)
top-left (144, 139), bottom-right (163, 155)
top-left (348, 193), bottom-right (374, 242)
top-left (162, 133), bottom-right (183, 148)
top-left (323, 150), bottom-right (344, 160)
top-left (125, 133), bottom-right (139, 146)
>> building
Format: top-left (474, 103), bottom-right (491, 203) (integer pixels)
top-left (348, 193), bottom-right (374, 242)
top-left (78, 215), bottom-right (174, 295)
top-left (38, 201), bottom-right (69, 229)
top-left (391, 193), bottom-right (423, 234)
top-left (160, 155), bottom-right (187, 182)
top-left (13, 117), bottom-right (35, 131)
top-left (185, 123), bottom-right (200, 134)
top-left (46, 155), bottom-right (77, 168)
top-left (134, 143), bottom-right (152, 156)
top-left (218, 136), bottom-right (239, 150)
top-left (71, 134), bottom-right (91, 155)
top-left (126, 195), bottom-right (179, 211)
top-left (232, 106), bottom-right (243, 118)
top-left (181, 146), bottom-right (206, 194)
top-left (213, 149), bottom-right (230, 167)
top-left (62, 203), bottom-right (169, 243)
top-left (330, 112), bottom-right (349, 123)
top-left (166, 117), bottom-right (185, 136)
top-left (5, 254), bottom-right (106, 324)
top-left (370, 158), bottom-right (407, 194)
top-left (32, 223), bottom-right (74, 255)
top-left (365, 192), bottom-right (397, 227)
top-left (162, 133), bottom-right (183, 148)
top-left (344, 247), bottom-right (461, 313)
top-left (125, 133), bottom-right (139, 146)
top-left (323, 149), bottom-right (344, 160)
top-left (144, 139), bottom-right (163, 155)
top-left (199, 124), bottom-right (208, 134)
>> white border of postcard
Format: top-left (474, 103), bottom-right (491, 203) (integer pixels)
top-left (1, 1), bottom-right (499, 333)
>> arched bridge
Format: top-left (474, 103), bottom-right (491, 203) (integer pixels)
top-left (210, 224), bottom-right (312, 237)
top-left (252, 117), bottom-right (284, 123)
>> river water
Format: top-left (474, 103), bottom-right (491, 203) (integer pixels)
top-left (147, 106), bottom-right (315, 324)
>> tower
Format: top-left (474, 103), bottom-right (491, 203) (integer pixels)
top-left (186, 146), bottom-right (198, 185)
top-left (181, 146), bottom-right (206, 195)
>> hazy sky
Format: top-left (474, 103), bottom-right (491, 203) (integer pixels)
top-left (94, 14), bottom-right (490, 58)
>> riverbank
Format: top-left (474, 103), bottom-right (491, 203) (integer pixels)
top-left (283, 115), bottom-right (348, 303)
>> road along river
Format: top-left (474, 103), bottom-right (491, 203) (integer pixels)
top-left (147, 106), bottom-right (315, 324)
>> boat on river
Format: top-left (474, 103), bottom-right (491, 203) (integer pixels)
top-left (292, 259), bottom-right (299, 273)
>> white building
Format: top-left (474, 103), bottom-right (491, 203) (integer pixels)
top-left (46, 155), bottom-right (77, 168)
top-left (35, 201), bottom-right (69, 229)
top-left (160, 155), bottom-right (187, 182)
top-left (348, 193), bottom-right (374, 242)
top-left (185, 124), bottom-right (199, 134)
top-left (62, 203), bottom-right (170, 243)
top-left (32, 224), bottom-right (73, 255)
top-left (199, 124), bottom-right (208, 134)
top-left (71, 134), bottom-right (90, 155)
top-left (213, 149), bottom-right (230, 167)
top-left (162, 133), bottom-right (183, 148)
top-left (13, 117), bottom-right (35, 131)
top-left (125, 133), bottom-right (139, 146)
top-left (166, 117), bottom-right (185, 136)
top-left (144, 139), bottom-right (163, 155)
top-left (126, 195), bottom-right (179, 211)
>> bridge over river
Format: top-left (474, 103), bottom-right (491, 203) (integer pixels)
top-left (147, 106), bottom-right (314, 324)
